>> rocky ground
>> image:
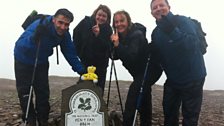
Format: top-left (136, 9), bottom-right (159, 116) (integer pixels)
top-left (0, 76), bottom-right (224, 126)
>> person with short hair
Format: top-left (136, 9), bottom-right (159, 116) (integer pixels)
top-left (149, 0), bottom-right (207, 125)
top-left (14, 8), bottom-right (85, 126)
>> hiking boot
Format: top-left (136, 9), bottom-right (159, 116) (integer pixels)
top-left (27, 122), bottom-right (37, 126)
top-left (109, 110), bottom-right (123, 126)
top-left (20, 121), bottom-right (37, 126)
top-left (38, 120), bottom-right (48, 126)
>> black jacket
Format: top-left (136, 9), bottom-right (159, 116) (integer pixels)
top-left (73, 16), bottom-right (113, 69)
top-left (113, 24), bottom-right (149, 76)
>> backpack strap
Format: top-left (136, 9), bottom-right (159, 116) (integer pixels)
top-left (174, 15), bottom-right (207, 55)
top-left (133, 23), bottom-right (146, 37)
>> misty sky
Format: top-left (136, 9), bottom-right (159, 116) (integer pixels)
top-left (0, 0), bottom-right (224, 90)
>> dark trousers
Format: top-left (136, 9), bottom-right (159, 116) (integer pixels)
top-left (14, 60), bottom-right (50, 123)
top-left (163, 78), bottom-right (205, 126)
top-left (123, 74), bottom-right (152, 126)
top-left (84, 60), bottom-right (108, 96)
top-left (95, 67), bottom-right (107, 96)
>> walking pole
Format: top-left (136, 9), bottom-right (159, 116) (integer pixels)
top-left (106, 48), bottom-right (124, 115)
top-left (132, 55), bottom-right (150, 126)
top-left (112, 58), bottom-right (124, 115)
top-left (106, 57), bottom-right (113, 108)
top-left (24, 41), bottom-right (41, 126)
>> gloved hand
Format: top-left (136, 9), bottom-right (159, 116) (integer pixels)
top-left (77, 68), bottom-right (87, 76)
top-left (157, 15), bottom-right (175, 33)
top-left (33, 24), bottom-right (48, 43)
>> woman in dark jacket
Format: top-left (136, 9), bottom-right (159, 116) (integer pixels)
top-left (111, 10), bottom-right (154, 126)
top-left (73, 4), bottom-right (112, 95)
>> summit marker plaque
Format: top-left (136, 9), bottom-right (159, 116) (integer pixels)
top-left (60, 81), bottom-right (108, 126)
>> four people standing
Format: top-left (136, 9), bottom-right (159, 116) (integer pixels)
top-left (14, 1), bottom-right (206, 125)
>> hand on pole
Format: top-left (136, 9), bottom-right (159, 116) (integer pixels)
top-left (111, 29), bottom-right (119, 47)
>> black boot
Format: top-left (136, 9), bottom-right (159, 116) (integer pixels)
top-left (27, 121), bottom-right (37, 126)
top-left (20, 120), bottom-right (37, 126)
top-left (38, 120), bottom-right (48, 126)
